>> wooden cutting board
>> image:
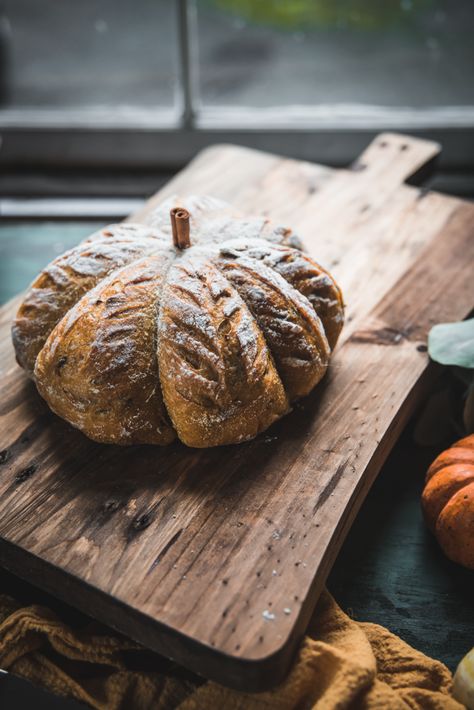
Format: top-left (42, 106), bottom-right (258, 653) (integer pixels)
top-left (0, 133), bottom-right (473, 691)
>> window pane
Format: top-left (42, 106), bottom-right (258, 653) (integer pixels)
top-left (195, 0), bottom-right (474, 111)
top-left (0, 0), bottom-right (179, 119)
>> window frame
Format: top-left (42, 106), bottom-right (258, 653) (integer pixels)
top-left (0, 0), bottom-right (473, 170)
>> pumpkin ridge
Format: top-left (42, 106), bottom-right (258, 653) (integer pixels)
top-left (454, 435), bottom-right (474, 450)
top-left (421, 464), bottom-right (474, 531)
top-left (426, 447), bottom-right (474, 481)
top-left (422, 434), bottom-right (474, 569)
top-left (435, 481), bottom-right (474, 568)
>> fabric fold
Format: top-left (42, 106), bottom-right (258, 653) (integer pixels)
top-left (0, 590), bottom-right (461, 710)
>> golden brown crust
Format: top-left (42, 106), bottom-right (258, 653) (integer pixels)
top-left (214, 250), bottom-right (330, 400)
top-left (215, 238), bottom-right (344, 350)
top-left (35, 255), bottom-right (175, 445)
top-left (158, 256), bottom-right (288, 447)
top-left (14, 195), bottom-right (344, 447)
top-left (12, 223), bottom-right (169, 375)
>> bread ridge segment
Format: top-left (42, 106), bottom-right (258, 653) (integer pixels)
top-left (157, 253), bottom-right (289, 448)
top-left (35, 252), bottom-right (175, 445)
top-left (12, 223), bottom-right (169, 375)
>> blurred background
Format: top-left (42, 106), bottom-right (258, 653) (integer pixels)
top-left (0, 0), bottom-right (473, 188)
top-left (1, 0), bottom-right (473, 298)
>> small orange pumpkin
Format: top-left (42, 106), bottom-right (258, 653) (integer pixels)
top-left (421, 435), bottom-right (474, 569)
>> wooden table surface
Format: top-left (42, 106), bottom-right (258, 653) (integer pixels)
top-left (0, 218), bottom-right (473, 678)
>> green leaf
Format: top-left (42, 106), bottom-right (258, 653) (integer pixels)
top-left (428, 318), bottom-right (474, 368)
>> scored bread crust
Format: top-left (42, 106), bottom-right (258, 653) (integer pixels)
top-left (12, 196), bottom-right (344, 448)
top-left (35, 254), bottom-right (176, 445)
top-left (12, 223), bottom-right (170, 375)
top-left (158, 255), bottom-right (289, 448)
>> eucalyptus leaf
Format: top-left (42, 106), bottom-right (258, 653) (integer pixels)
top-left (428, 318), bottom-right (474, 368)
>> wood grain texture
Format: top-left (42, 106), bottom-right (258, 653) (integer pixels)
top-left (0, 133), bottom-right (473, 691)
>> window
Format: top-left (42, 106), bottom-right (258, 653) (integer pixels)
top-left (1, 0), bottom-right (180, 123)
top-left (0, 0), bottom-right (473, 167)
top-left (196, 0), bottom-right (474, 121)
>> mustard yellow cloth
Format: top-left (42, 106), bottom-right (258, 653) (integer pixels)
top-left (0, 589), bottom-right (462, 710)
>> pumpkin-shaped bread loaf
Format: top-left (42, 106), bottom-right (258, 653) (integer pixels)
top-left (12, 196), bottom-right (344, 448)
top-left (422, 435), bottom-right (474, 569)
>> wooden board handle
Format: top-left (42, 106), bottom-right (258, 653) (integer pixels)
top-left (351, 132), bottom-right (441, 188)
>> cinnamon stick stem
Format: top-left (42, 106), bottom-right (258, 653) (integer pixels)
top-left (170, 208), bottom-right (191, 249)
top-left (170, 209), bottom-right (179, 247)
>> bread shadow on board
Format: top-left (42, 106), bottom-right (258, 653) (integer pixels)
top-left (12, 364), bottom-right (332, 506)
